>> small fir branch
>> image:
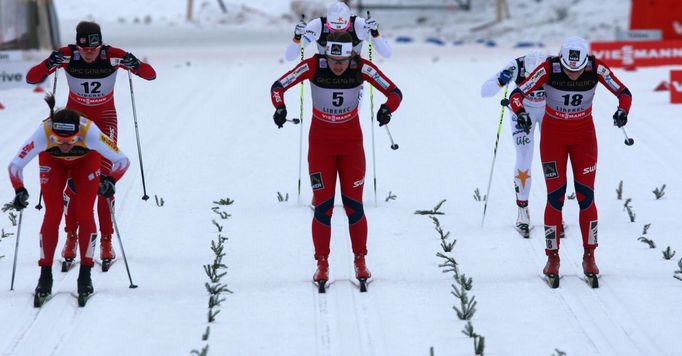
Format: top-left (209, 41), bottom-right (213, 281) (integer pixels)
top-left (676, 257), bottom-right (682, 274)
top-left (212, 220), bottom-right (223, 232)
top-left (474, 335), bottom-right (485, 356)
top-left (473, 188), bottom-right (486, 202)
top-left (213, 198), bottom-right (234, 206)
top-left (217, 234), bottom-right (228, 243)
top-left (436, 252), bottom-right (458, 274)
top-left (625, 203), bottom-right (636, 223)
top-left (1, 202), bottom-right (14, 212)
top-left (567, 192), bottom-right (576, 200)
top-left (674, 275), bottom-right (682, 282)
top-left (385, 191), bottom-right (397, 202)
top-left (414, 199), bottom-right (446, 215)
top-left (552, 349), bottom-right (567, 356)
top-left (451, 284), bottom-right (477, 320)
top-left (211, 207), bottom-right (230, 220)
top-left (662, 246), bottom-right (676, 260)
top-left (154, 195), bottom-right (165, 207)
top-left (1, 229), bottom-right (14, 238)
top-left (190, 345), bottom-right (209, 356)
top-left (210, 239), bottom-right (226, 260)
top-left (642, 223), bottom-right (652, 235)
top-left (462, 321), bottom-right (478, 338)
top-left (208, 294), bottom-right (226, 309)
top-left (616, 180), bottom-right (623, 200)
top-left (652, 184), bottom-right (666, 199)
top-left (201, 326), bottom-right (210, 341)
top-left (8, 212), bottom-right (17, 226)
top-left (624, 198), bottom-right (632, 209)
top-left (638, 236), bottom-right (656, 249)
top-left (205, 282), bottom-right (232, 296)
top-left (207, 307), bottom-right (221, 323)
top-left (455, 273), bottom-right (473, 291)
top-left (440, 239), bottom-right (456, 253)
top-left (276, 192), bottom-right (289, 202)
top-left (203, 264), bottom-right (227, 283)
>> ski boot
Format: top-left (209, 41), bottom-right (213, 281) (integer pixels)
top-left (543, 251), bottom-right (560, 289)
top-left (515, 205), bottom-right (531, 238)
top-left (34, 266), bottom-right (53, 307)
top-left (354, 254), bottom-right (372, 292)
top-left (61, 230), bottom-right (78, 272)
top-left (313, 256), bottom-right (329, 294)
top-left (582, 248), bottom-right (600, 288)
top-left (100, 234), bottom-right (116, 272)
top-left (77, 265), bottom-right (94, 307)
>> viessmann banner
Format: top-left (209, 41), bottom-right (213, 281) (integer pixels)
top-left (630, 0), bottom-right (682, 40)
top-left (590, 41), bottom-right (682, 68)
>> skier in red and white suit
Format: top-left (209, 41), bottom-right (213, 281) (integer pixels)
top-left (270, 32), bottom-right (402, 286)
top-left (509, 36), bottom-right (632, 278)
top-left (8, 95), bottom-right (129, 297)
top-left (26, 21), bottom-right (155, 264)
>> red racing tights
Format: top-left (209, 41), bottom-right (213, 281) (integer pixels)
top-left (540, 117), bottom-right (599, 255)
top-left (39, 152), bottom-right (101, 267)
top-left (309, 138), bottom-right (368, 259)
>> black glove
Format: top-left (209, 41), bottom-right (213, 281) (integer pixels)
top-left (273, 105), bottom-right (287, 128)
top-left (515, 110), bottom-right (532, 134)
top-left (613, 108), bottom-right (628, 128)
top-left (119, 53), bottom-right (141, 70)
top-left (12, 187), bottom-right (29, 211)
top-left (497, 69), bottom-right (513, 86)
top-left (98, 176), bottom-right (116, 198)
top-left (377, 104), bottom-right (392, 126)
top-left (46, 50), bottom-right (66, 69)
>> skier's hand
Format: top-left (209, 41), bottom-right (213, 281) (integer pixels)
top-left (516, 110), bottom-right (532, 134)
top-left (46, 50), bottom-right (66, 69)
top-left (294, 19), bottom-right (307, 40)
top-left (119, 53), bottom-right (141, 70)
top-left (613, 108), bottom-right (627, 128)
top-left (497, 69), bottom-right (513, 86)
top-left (12, 187), bottom-right (29, 211)
top-left (365, 18), bottom-right (379, 37)
top-left (273, 105), bottom-right (287, 128)
top-left (98, 176), bottom-right (116, 198)
top-left (377, 104), bottom-right (391, 126)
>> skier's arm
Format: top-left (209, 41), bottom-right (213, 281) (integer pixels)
top-left (360, 59), bottom-right (402, 112)
top-left (26, 47), bottom-right (72, 84)
top-left (481, 59), bottom-right (518, 98)
top-left (285, 19), bottom-right (322, 61)
top-left (109, 47), bottom-right (157, 80)
top-left (84, 125), bottom-right (130, 181)
top-left (595, 59), bottom-right (632, 113)
top-left (509, 61), bottom-right (550, 114)
top-left (270, 57), bottom-right (316, 108)
top-left (8, 125), bottom-right (48, 190)
top-left (355, 17), bottom-right (392, 58)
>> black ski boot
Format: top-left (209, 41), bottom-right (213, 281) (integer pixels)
top-left (34, 266), bottom-right (53, 307)
top-left (77, 265), bottom-right (94, 307)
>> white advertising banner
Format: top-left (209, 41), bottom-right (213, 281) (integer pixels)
top-left (0, 50), bottom-right (33, 90)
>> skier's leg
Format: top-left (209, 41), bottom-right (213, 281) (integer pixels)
top-left (510, 112), bottom-right (534, 205)
top-left (61, 179), bottom-right (79, 259)
top-left (70, 153), bottom-right (101, 267)
top-left (540, 120), bottom-right (569, 255)
top-left (96, 111), bottom-right (117, 238)
top-left (38, 153), bottom-right (68, 267)
top-left (308, 140), bottom-right (338, 260)
top-left (338, 140), bottom-right (368, 256)
top-left (569, 126), bottom-right (598, 250)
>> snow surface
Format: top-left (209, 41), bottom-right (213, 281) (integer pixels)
top-left (1, 1), bottom-right (682, 355)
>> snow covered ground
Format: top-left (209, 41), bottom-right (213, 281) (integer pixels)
top-left (1, 1), bottom-right (681, 355)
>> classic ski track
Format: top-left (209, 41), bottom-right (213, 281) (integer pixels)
top-left (313, 285), bottom-right (335, 356)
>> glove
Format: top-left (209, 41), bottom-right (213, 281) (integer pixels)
top-left (46, 50), bottom-right (66, 69)
top-left (377, 104), bottom-right (392, 126)
top-left (613, 108), bottom-right (628, 128)
top-left (498, 69), bottom-right (513, 86)
top-left (119, 53), bottom-right (141, 70)
top-left (98, 176), bottom-right (116, 198)
top-left (515, 110), bottom-right (532, 134)
top-left (294, 19), bottom-right (307, 40)
top-left (273, 105), bottom-right (287, 128)
top-left (365, 18), bottom-right (379, 37)
top-left (12, 187), bottom-right (29, 211)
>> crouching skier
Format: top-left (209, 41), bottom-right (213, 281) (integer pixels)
top-left (8, 95), bottom-right (129, 306)
top-left (270, 32), bottom-right (402, 293)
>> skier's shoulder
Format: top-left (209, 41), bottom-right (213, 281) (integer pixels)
top-left (104, 45), bottom-right (127, 58)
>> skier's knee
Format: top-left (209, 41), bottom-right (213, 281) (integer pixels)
top-left (341, 194), bottom-right (364, 225)
top-left (547, 184), bottom-right (567, 211)
top-left (313, 197), bottom-right (334, 226)
top-left (574, 180), bottom-right (594, 210)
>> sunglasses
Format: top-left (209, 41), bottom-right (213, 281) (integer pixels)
top-left (76, 45), bottom-right (102, 53)
top-left (50, 134), bottom-right (80, 145)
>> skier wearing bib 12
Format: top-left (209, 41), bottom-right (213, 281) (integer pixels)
top-left (509, 36), bottom-right (632, 287)
top-left (271, 32), bottom-right (402, 291)
top-left (26, 21), bottom-right (156, 268)
top-left (481, 50), bottom-right (547, 238)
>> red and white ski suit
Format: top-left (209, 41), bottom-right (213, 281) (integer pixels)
top-left (271, 54), bottom-right (402, 258)
top-left (510, 56), bottom-right (631, 254)
top-left (8, 118), bottom-right (129, 266)
top-left (26, 45), bottom-right (155, 236)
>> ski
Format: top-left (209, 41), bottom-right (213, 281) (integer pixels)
top-left (33, 292), bottom-right (52, 308)
top-left (61, 259), bottom-right (76, 272)
top-left (515, 224), bottom-right (532, 238)
top-left (584, 273), bottom-right (600, 288)
top-left (96, 259), bottom-right (116, 272)
top-left (314, 280), bottom-right (328, 294)
top-left (544, 274), bottom-right (560, 289)
top-left (73, 291), bottom-right (95, 307)
top-left (350, 277), bottom-right (372, 292)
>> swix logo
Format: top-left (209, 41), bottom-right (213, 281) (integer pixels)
top-left (19, 142), bottom-right (35, 159)
top-left (672, 81), bottom-right (682, 93)
top-left (512, 97), bottom-right (522, 108)
top-left (582, 164), bottom-right (597, 175)
top-left (273, 91), bottom-right (282, 104)
top-left (353, 178), bottom-right (364, 188)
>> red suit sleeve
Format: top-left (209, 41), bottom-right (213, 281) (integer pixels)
top-left (595, 59), bottom-right (632, 113)
top-left (509, 60), bottom-right (550, 114)
top-left (360, 59), bottom-right (402, 112)
top-left (109, 46), bottom-right (157, 80)
top-left (270, 57), bottom-right (317, 108)
top-left (26, 47), bottom-right (72, 84)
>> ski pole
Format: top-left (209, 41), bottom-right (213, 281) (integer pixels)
top-left (127, 70), bottom-right (150, 201)
top-left (287, 118), bottom-right (301, 124)
top-left (481, 86), bottom-right (509, 227)
top-left (108, 199), bottom-right (138, 289)
top-left (10, 210), bottom-right (23, 291)
top-left (384, 125), bottom-right (399, 150)
top-left (35, 192), bottom-right (43, 210)
top-left (296, 14), bottom-right (305, 206)
top-left (621, 127), bottom-right (634, 146)
top-left (368, 11), bottom-right (378, 207)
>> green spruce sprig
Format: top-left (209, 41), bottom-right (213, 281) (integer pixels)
top-left (190, 345), bottom-right (209, 356)
top-left (385, 191), bottom-right (397, 202)
top-left (415, 199), bottom-right (446, 215)
top-left (567, 192), bottom-right (576, 200)
top-left (662, 246), bottom-right (676, 260)
top-left (616, 180), bottom-right (623, 200)
top-left (473, 188), bottom-right (486, 202)
top-left (451, 284), bottom-right (477, 320)
top-left (624, 198), bottom-right (636, 222)
top-left (154, 195), bottom-right (165, 207)
top-left (642, 223), bottom-right (651, 235)
top-left (8, 212), bottom-right (17, 226)
top-left (638, 236), bottom-right (656, 249)
top-left (277, 192), bottom-right (289, 202)
top-left (213, 198), bottom-right (234, 206)
top-left (652, 184), bottom-right (666, 199)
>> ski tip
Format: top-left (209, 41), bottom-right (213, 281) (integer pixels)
top-left (315, 280), bottom-right (327, 294)
top-left (545, 274), bottom-right (560, 289)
